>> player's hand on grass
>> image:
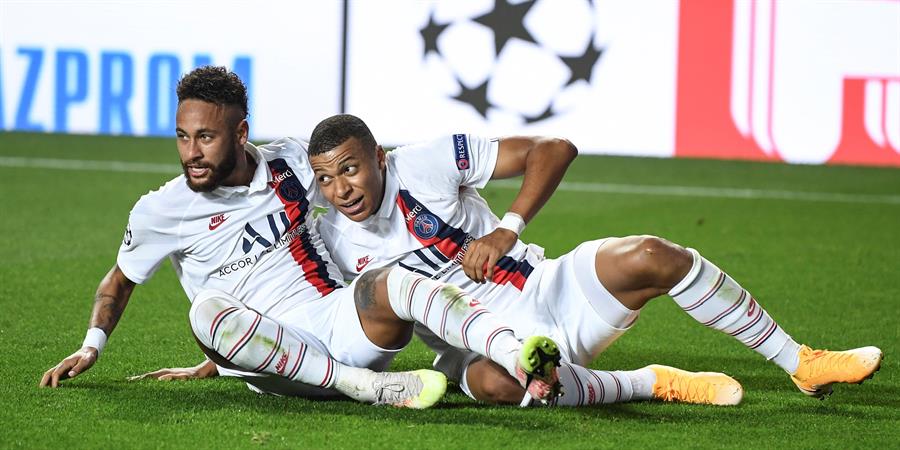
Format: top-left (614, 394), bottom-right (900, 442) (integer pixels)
top-left (39, 346), bottom-right (99, 387)
top-left (128, 359), bottom-right (218, 381)
top-left (462, 228), bottom-right (518, 283)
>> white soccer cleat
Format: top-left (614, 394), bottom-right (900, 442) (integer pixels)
top-left (371, 369), bottom-right (447, 409)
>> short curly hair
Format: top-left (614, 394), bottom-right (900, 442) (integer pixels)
top-left (176, 65), bottom-right (248, 120)
top-left (308, 114), bottom-right (377, 157)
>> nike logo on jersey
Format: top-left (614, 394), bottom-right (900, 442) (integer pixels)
top-left (356, 255), bottom-right (372, 272)
top-left (208, 214), bottom-right (229, 230)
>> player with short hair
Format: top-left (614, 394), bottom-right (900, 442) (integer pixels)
top-left (307, 114), bottom-right (883, 407)
top-left (39, 66), bottom-right (565, 408)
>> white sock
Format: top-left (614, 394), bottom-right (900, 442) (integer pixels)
top-left (626, 367), bottom-right (656, 400)
top-left (535, 362), bottom-right (644, 406)
top-left (189, 290), bottom-right (417, 403)
top-left (387, 268), bottom-right (521, 377)
top-left (669, 249), bottom-right (800, 373)
top-left (771, 340), bottom-right (801, 374)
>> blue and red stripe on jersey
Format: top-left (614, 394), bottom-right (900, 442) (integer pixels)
top-left (395, 189), bottom-right (533, 290)
top-left (269, 158), bottom-right (340, 296)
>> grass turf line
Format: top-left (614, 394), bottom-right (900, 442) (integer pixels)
top-left (1, 132), bottom-right (897, 449)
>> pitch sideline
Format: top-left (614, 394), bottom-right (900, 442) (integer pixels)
top-left (1, 155), bottom-right (898, 205)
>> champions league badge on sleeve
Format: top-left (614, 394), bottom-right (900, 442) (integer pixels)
top-left (123, 223), bottom-right (132, 246)
top-left (453, 134), bottom-right (471, 170)
top-left (413, 213), bottom-right (440, 239)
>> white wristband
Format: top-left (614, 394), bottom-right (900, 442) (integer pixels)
top-left (497, 212), bottom-right (526, 236)
top-left (82, 327), bottom-right (108, 355)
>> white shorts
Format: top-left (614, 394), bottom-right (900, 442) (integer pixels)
top-left (216, 278), bottom-right (400, 396)
top-left (429, 238), bottom-right (640, 387)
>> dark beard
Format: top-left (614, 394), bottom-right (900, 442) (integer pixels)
top-left (183, 141), bottom-right (239, 193)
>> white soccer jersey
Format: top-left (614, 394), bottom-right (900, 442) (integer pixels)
top-left (319, 134), bottom-right (545, 307)
top-left (118, 138), bottom-right (345, 317)
top-left (319, 135), bottom-right (635, 370)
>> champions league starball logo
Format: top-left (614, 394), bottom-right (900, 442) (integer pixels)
top-left (419, 0), bottom-right (604, 124)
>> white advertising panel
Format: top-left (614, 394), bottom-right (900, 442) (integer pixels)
top-left (344, 0), bottom-right (679, 156)
top-left (0, 0), bottom-right (343, 140)
top-left (1, 0), bottom-right (898, 167)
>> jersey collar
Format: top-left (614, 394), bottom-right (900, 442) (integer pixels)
top-left (210, 143), bottom-right (269, 197)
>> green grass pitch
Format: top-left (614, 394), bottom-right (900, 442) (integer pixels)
top-left (1, 132), bottom-right (897, 449)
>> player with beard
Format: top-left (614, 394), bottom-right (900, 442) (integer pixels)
top-left (39, 66), bottom-right (565, 407)
top-left (303, 114), bottom-right (882, 407)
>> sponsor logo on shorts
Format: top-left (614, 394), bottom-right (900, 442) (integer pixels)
top-left (413, 213), bottom-right (440, 239)
top-left (208, 213), bottom-right (229, 231)
top-left (356, 255), bottom-right (372, 272)
top-left (453, 134), bottom-right (470, 170)
top-left (122, 223), bottom-right (132, 246)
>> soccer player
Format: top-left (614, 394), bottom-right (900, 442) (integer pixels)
top-left (306, 114), bottom-right (883, 407)
top-left (38, 67), bottom-right (564, 408)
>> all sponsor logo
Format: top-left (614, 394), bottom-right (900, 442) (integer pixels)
top-left (269, 168), bottom-right (294, 186)
top-left (413, 213), bottom-right (439, 239)
top-left (587, 383), bottom-right (596, 404)
top-left (404, 204), bottom-right (423, 223)
top-left (216, 211), bottom-right (306, 277)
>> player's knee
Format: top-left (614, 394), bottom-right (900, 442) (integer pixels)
top-left (474, 373), bottom-right (526, 405)
top-left (353, 268), bottom-right (391, 312)
top-left (189, 289), bottom-right (242, 347)
top-left (626, 235), bottom-right (693, 289)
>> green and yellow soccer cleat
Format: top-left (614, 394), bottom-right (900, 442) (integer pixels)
top-left (649, 365), bottom-right (743, 406)
top-left (515, 335), bottom-right (563, 402)
top-left (790, 345), bottom-right (882, 398)
top-left (372, 369), bottom-right (447, 409)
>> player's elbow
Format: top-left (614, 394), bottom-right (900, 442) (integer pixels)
top-left (542, 137), bottom-right (578, 163)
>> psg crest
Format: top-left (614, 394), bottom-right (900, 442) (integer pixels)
top-left (278, 176), bottom-right (305, 202)
top-left (414, 213), bottom-right (440, 239)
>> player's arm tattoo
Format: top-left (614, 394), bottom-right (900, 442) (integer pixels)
top-left (88, 265), bottom-right (136, 336)
top-left (90, 292), bottom-right (128, 335)
top-left (354, 268), bottom-right (388, 311)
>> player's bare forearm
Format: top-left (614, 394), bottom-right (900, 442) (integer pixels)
top-left (493, 137), bottom-right (577, 222)
top-left (89, 264), bottom-right (136, 335)
top-left (129, 358), bottom-right (219, 381)
top-left (39, 265), bottom-right (135, 387)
